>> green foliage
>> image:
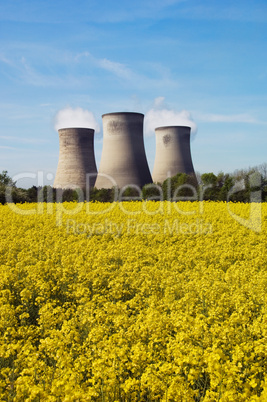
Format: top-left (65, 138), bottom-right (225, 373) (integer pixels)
top-left (0, 171), bottom-right (28, 204)
top-left (142, 183), bottom-right (163, 201)
top-left (162, 173), bottom-right (197, 201)
top-left (88, 187), bottom-right (117, 202)
top-left (26, 186), bottom-right (38, 202)
top-left (1, 167), bottom-right (267, 204)
top-left (219, 174), bottom-right (234, 201)
top-left (0, 170), bottom-right (15, 186)
top-left (120, 186), bottom-right (142, 201)
top-left (201, 172), bottom-right (217, 187)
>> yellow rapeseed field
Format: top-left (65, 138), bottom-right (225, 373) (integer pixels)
top-left (0, 201), bottom-right (267, 401)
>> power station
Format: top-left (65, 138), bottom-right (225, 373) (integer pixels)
top-left (53, 116), bottom-right (197, 190)
top-left (152, 126), bottom-right (196, 183)
top-left (54, 127), bottom-right (97, 189)
top-left (95, 112), bottom-right (152, 189)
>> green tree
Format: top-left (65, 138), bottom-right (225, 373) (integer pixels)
top-left (219, 174), bottom-right (234, 201)
top-left (0, 170), bottom-right (16, 204)
top-left (0, 170), bottom-right (15, 186)
top-left (201, 172), bottom-right (217, 187)
top-left (162, 173), bottom-right (198, 201)
top-left (199, 173), bottom-right (219, 201)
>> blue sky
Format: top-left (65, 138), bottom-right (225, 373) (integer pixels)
top-left (0, 0), bottom-right (267, 187)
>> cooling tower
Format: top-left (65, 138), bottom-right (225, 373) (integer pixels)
top-left (95, 112), bottom-right (152, 189)
top-left (53, 127), bottom-right (97, 189)
top-left (152, 126), bottom-right (196, 183)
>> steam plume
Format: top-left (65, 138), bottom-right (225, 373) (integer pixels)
top-left (54, 107), bottom-right (100, 133)
top-left (144, 97), bottom-right (197, 138)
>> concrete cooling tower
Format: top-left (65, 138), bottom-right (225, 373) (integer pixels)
top-left (53, 127), bottom-right (97, 189)
top-left (95, 112), bottom-right (152, 189)
top-left (152, 126), bottom-right (196, 183)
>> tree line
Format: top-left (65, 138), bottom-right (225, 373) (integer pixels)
top-left (1, 164), bottom-right (267, 204)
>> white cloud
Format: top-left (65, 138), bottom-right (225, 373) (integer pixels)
top-left (53, 107), bottom-right (100, 133)
top-left (76, 51), bottom-right (137, 81)
top-left (98, 58), bottom-right (134, 81)
top-left (144, 97), bottom-right (197, 137)
top-left (0, 53), bottom-right (13, 66)
top-left (20, 56), bottom-right (72, 87)
top-left (0, 53), bottom-right (83, 88)
top-left (153, 96), bottom-right (165, 108)
top-left (2, 47), bottom-right (176, 91)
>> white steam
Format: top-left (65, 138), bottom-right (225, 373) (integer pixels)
top-left (54, 107), bottom-right (100, 133)
top-left (144, 97), bottom-right (197, 138)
